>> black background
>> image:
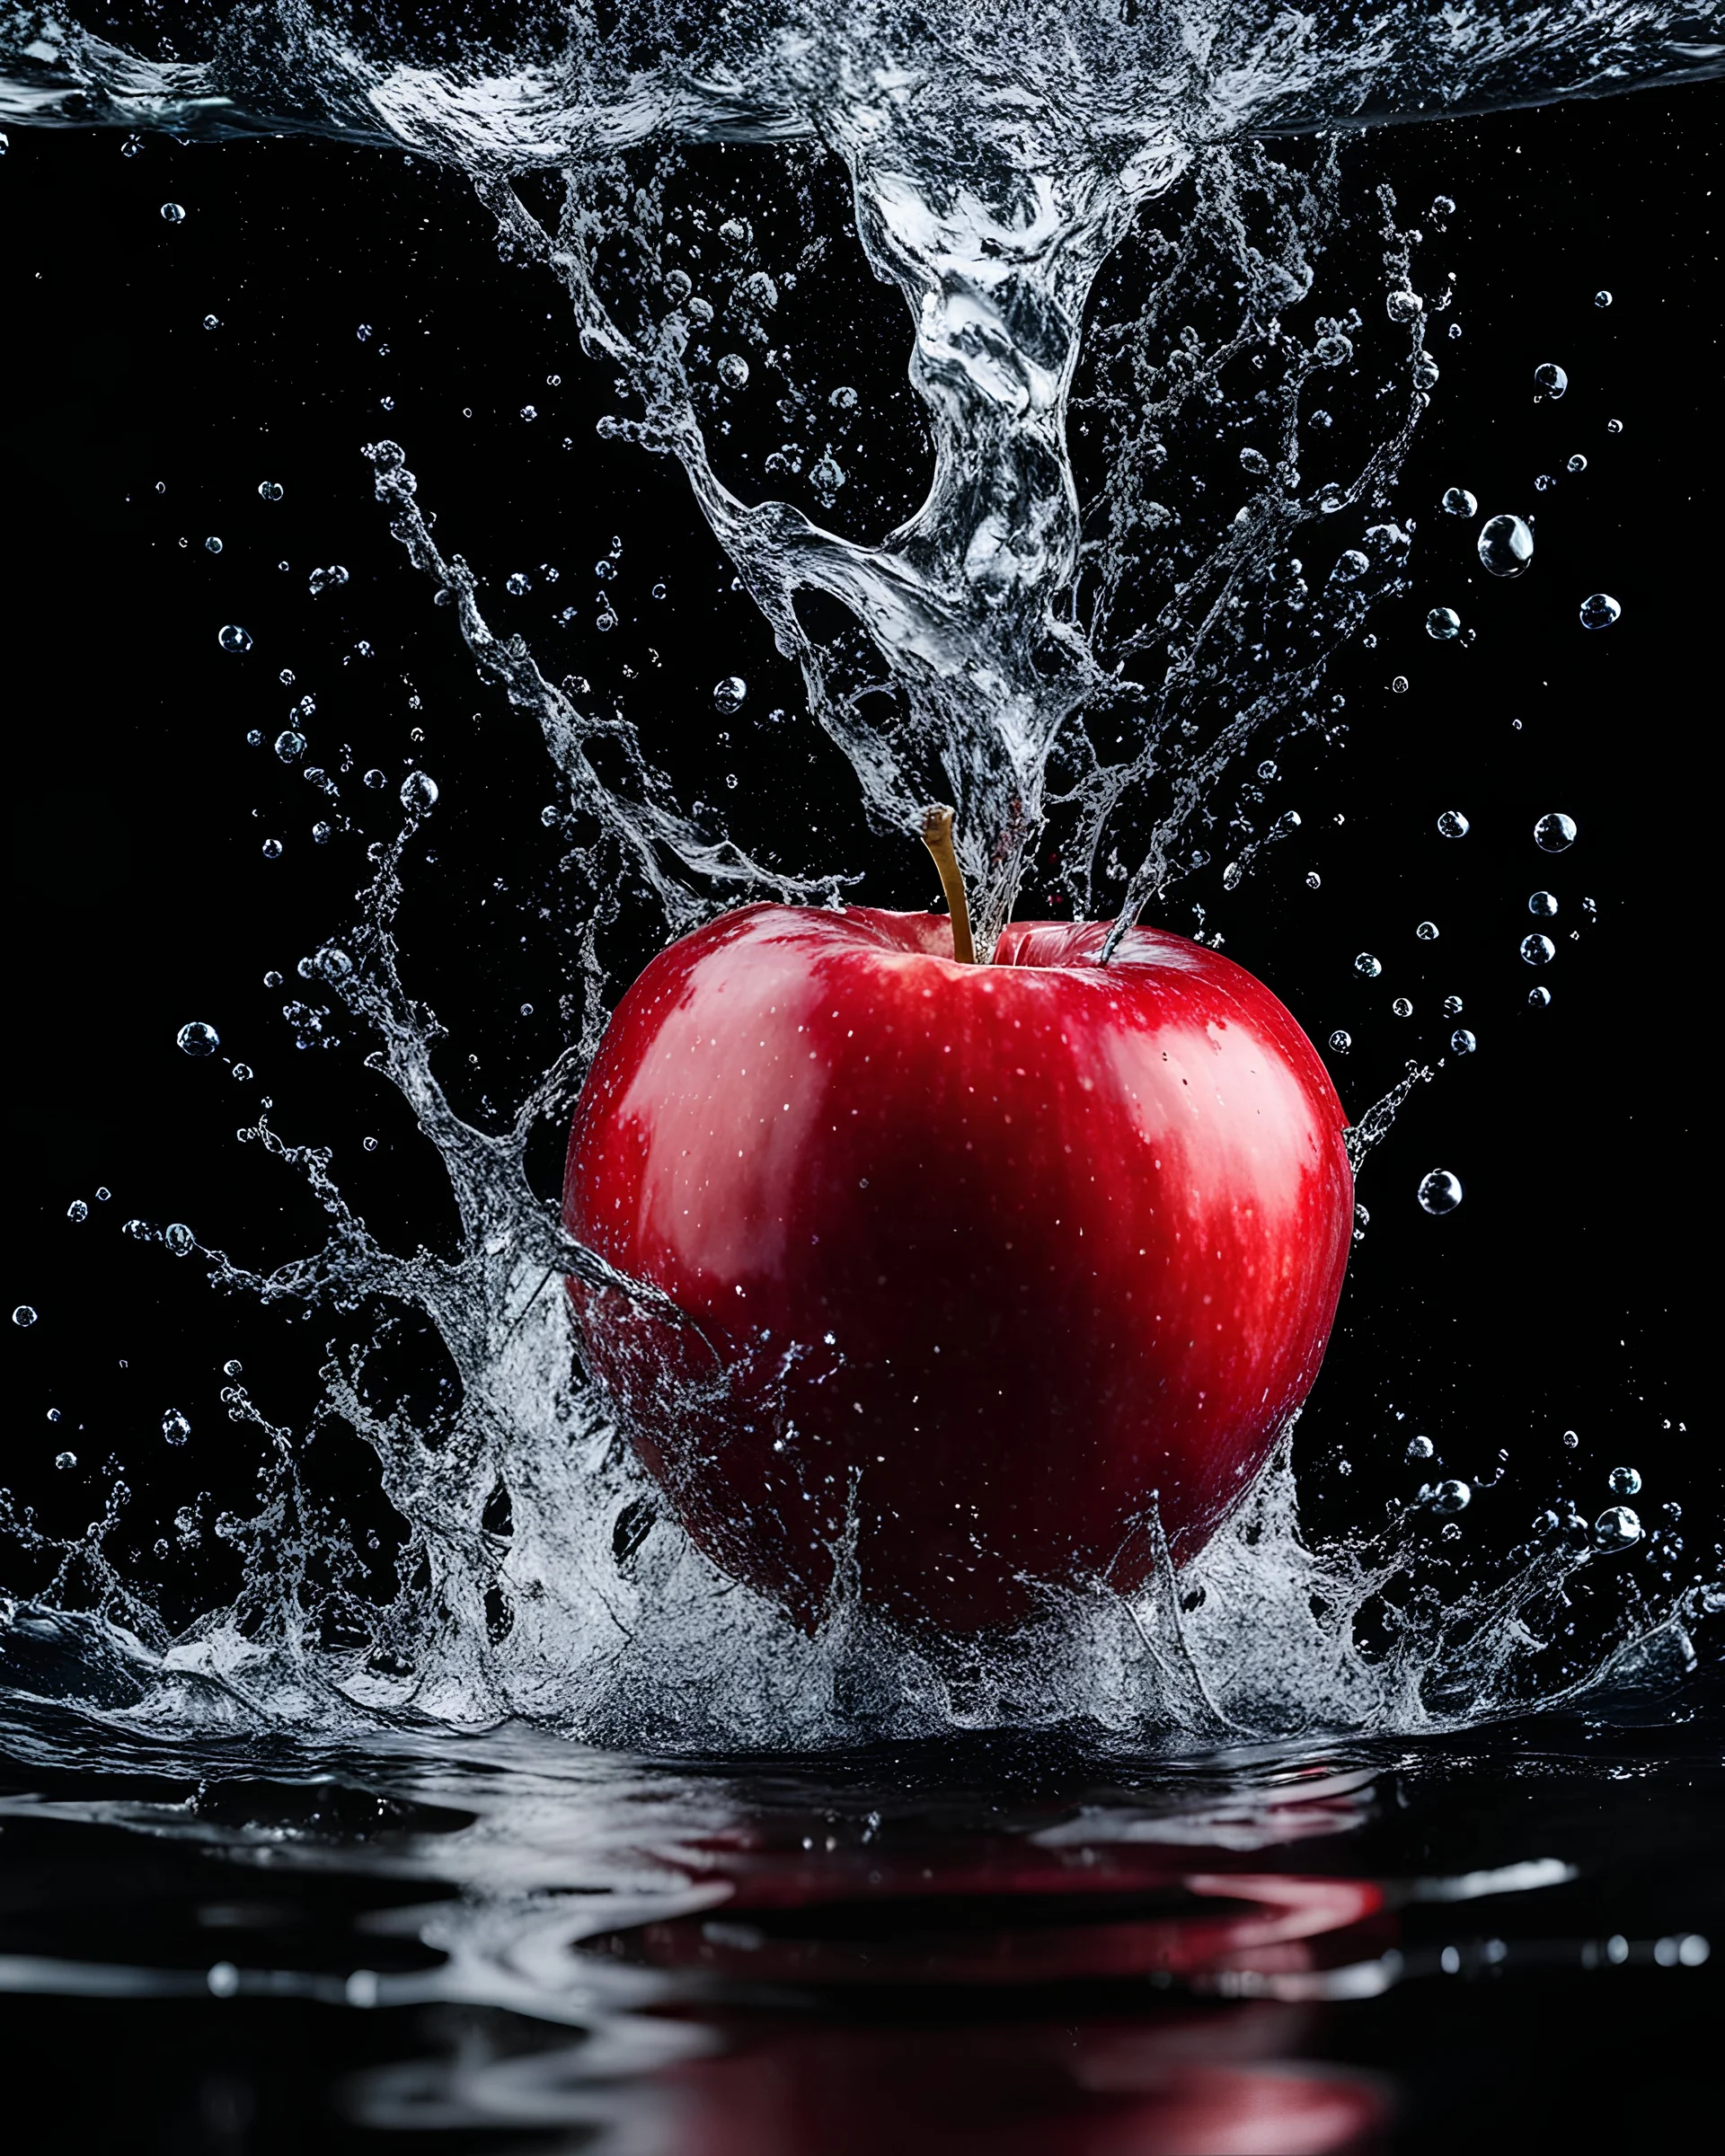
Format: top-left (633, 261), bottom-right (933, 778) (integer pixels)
top-left (0, 82), bottom-right (1716, 1648)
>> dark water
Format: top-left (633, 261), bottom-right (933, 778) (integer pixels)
top-left (3, 1682), bottom-right (1722, 2151)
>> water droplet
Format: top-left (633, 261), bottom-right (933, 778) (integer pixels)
top-left (1528, 890), bottom-right (1559, 918)
top-left (1477, 513), bottom-right (1534, 579)
top-left (595, 605), bottom-right (618, 632)
top-left (232, 1065), bottom-right (252, 1082)
top-left (1606, 417), bottom-right (1623, 436)
top-left (1595, 290), bottom-right (1613, 308)
top-left (13, 1304), bottom-right (39, 1328)
top-left (164, 1224), bottom-right (195, 1256)
top-left (713, 676), bottom-right (747, 716)
top-left (1528, 985), bottom-right (1552, 1008)
top-left (1535, 811), bottom-right (1577, 853)
top-left (1419, 1169), bottom-right (1464, 1215)
top-left (274, 729), bottom-right (305, 764)
top-left (400, 770), bottom-right (439, 814)
top-left (687, 296), bottom-right (714, 326)
top-left (1407, 1435), bottom-right (1435, 1462)
top-left (1534, 362), bottom-right (1568, 398)
top-left (507, 571), bottom-right (531, 596)
top-left (1331, 548), bottom-right (1369, 581)
top-left (829, 384), bottom-right (859, 411)
top-left (1443, 994), bottom-right (1464, 1017)
top-left (1535, 473), bottom-right (1555, 493)
top-left (1431, 195), bottom-right (1456, 216)
top-left (204, 535), bottom-right (224, 556)
top-left (177, 1021), bottom-right (219, 1056)
top-left (1416, 920), bottom-right (1438, 942)
top-left (1386, 288), bottom-right (1422, 323)
top-left (217, 623), bottom-right (252, 655)
top-left (160, 202), bottom-right (185, 225)
top-left (1568, 454), bottom-right (1588, 474)
top-left (1392, 675), bottom-right (1409, 694)
top-left (1239, 446), bottom-right (1270, 476)
top-left (1441, 487), bottom-right (1477, 517)
top-left (364, 768), bottom-right (386, 790)
top-left (1413, 356), bottom-right (1440, 389)
top-left (716, 353), bottom-right (750, 390)
top-left (161, 1408), bottom-right (192, 1445)
top-left (1328, 1029), bottom-right (1352, 1053)
top-left (1314, 332), bottom-right (1353, 367)
top-left (307, 564), bottom-right (349, 598)
top-left (202, 314), bottom-right (219, 331)
top-left (95, 1188), bottom-right (111, 1203)
top-left (1594, 1506), bottom-right (1641, 1551)
top-left (1393, 996), bottom-right (1413, 1017)
top-left (519, 404), bottom-right (537, 422)
top-left (810, 452), bottom-right (846, 496)
top-left (1354, 952), bottom-right (1382, 979)
top-left (1521, 932), bottom-right (1556, 966)
top-left (1450, 1029), bottom-right (1477, 1055)
top-left (1579, 591), bottom-right (1621, 631)
top-left (1426, 606), bottom-right (1462, 641)
top-left (1430, 1478), bottom-right (1472, 1515)
top-left (66, 1198), bottom-right (89, 1224)
top-left (1305, 871), bottom-right (1322, 891)
top-left (363, 1136), bottom-right (379, 1153)
top-left (1437, 808), bottom-right (1471, 838)
top-left (55, 1451), bottom-right (76, 1471)
top-left (311, 821), bottom-right (332, 845)
top-left (663, 269), bottom-right (692, 302)
top-left (257, 481), bottom-right (284, 502)
top-left (1607, 1466), bottom-right (1642, 1498)
top-left (317, 945), bottom-right (354, 981)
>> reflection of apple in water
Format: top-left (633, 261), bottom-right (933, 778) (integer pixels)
top-left (564, 835), bottom-right (1349, 1630)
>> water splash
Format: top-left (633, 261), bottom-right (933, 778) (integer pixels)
top-left (3, 0), bottom-right (1720, 1750)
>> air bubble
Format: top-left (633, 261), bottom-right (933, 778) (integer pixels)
top-left (1393, 996), bottom-right (1413, 1018)
top-left (12, 1305), bottom-right (38, 1328)
top-left (1535, 811), bottom-right (1577, 853)
top-left (217, 624), bottom-right (252, 655)
top-left (1392, 676), bottom-right (1409, 695)
top-left (160, 202), bottom-right (185, 225)
top-left (1568, 455), bottom-right (1588, 474)
top-left (55, 1453), bottom-right (75, 1471)
top-left (1441, 487), bottom-right (1477, 517)
top-left (1331, 548), bottom-right (1368, 581)
top-left (1443, 994), bottom-right (1464, 1017)
top-left (1607, 1466), bottom-right (1642, 1497)
top-left (1595, 290), bottom-right (1613, 308)
top-left (177, 1021), bottom-right (219, 1056)
top-left (1450, 1029), bottom-right (1476, 1055)
top-left (258, 482), bottom-right (284, 502)
top-left (1416, 921), bottom-right (1438, 941)
top-left (1305, 871), bottom-right (1321, 890)
top-left (1354, 952), bottom-right (1382, 979)
top-left (717, 353), bottom-right (750, 390)
top-left (1429, 1479), bottom-right (1472, 1515)
top-left (164, 1224), bottom-right (195, 1256)
top-left (507, 571), bottom-right (531, 596)
top-left (1579, 592), bottom-right (1621, 631)
top-left (1426, 607), bottom-right (1462, 641)
top-left (1478, 513), bottom-right (1534, 579)
top-left (205, 535), bottom-right (223, 554)
top-left (1521, 933), bottom-right (1556, 966)
top-left (400, 771), bottom-right (439, 814)
top-left (1593, 1506), bottom-right (1641, 1551)
top-left (1407, 1435), bottom-right (1435, 1462)
top-left (163, 1409), bottom-right (190, 1445)
top-left (1386, 289), bottom-right (1421, 323)
top-left (810, 453), bottom-right (846, 496)
top-left (1528, 985), bottom-right (1552, 1008)
top-left (713, 676), bottom-right (748, 715)
top-left (1328, 1029), bottom-right (1351, 1053)
top-left (1418, 1169), bottom-right (1464, 1215)
top-left (66, 1200), bottom-right (89, 1223)
top-left (274, 729), bottom-right (305, 763)
top-left (1534, 362), bottom-right (1569, 398)
top-left (1528, 890), bottom-right (1558, 917)
top-left (1437, 808), bottom-right (1470, 838)
top-left (307, 564), bottom-right (349, 598)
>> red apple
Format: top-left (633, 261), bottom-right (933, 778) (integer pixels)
top-left (563, 905), bottom-right (1350, 1632)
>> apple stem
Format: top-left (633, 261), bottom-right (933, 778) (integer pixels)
top-left (920, 805), bottom-right (977, 964)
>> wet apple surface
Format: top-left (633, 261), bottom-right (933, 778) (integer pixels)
top-left (565, 904), bottom-right (1352, 1629)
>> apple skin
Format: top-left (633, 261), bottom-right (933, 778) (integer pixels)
top-left (563, 905), bottom-right (1351, 1632)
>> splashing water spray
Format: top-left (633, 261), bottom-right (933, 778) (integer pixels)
top-left (3, 3), bottom-right (1721, 1747)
